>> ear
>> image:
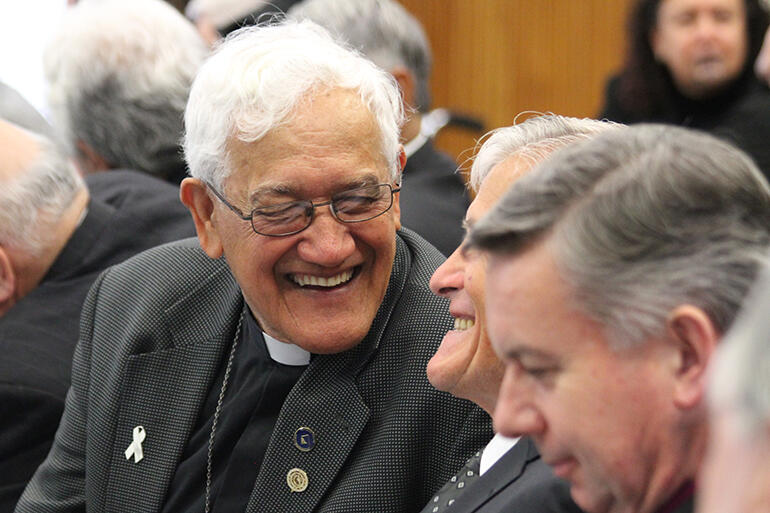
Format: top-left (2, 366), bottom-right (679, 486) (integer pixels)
top-left (180, 178), bottom-right (224, 259)
top-left (666, 305), bottom-right (720, 410)
top-left (390, 66), bottom-right (417, 110)
top-left (75, 140), bottom-right (111, 174)
top-left (0, 247), bottom-right (17, 316)
top-left (391, 147), bottom-right (406, 231)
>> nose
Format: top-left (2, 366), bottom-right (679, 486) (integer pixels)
top-left (295, 208), bottom-right (356, 267)
top-left (429, 246), bottom-right (465, 298)
top-left (694, 13), bottom-right (719, 40)
top-left (493, 364), bottom-right (546, 438)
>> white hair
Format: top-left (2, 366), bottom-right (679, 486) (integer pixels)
top-left (469, 114), bottom-right (621, 193)
top-left (0, 134), bottom-right (84, 256)
top-left (44, 0), bottom-right (208, 179)
top-left (710, 264), bottom-right (770, 434)
top-left (183, 19), bottom-right (405, 190)
top-left (288, 0), bottom-right (432, 111)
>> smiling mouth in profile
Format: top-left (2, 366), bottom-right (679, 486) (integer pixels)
top-left (453, 317), bottom-right (475, 331)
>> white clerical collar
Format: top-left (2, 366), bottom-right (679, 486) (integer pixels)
top-left (262, 331), bottom-right (310, 366)
top-left (479, 433), bottom-right (520, 476)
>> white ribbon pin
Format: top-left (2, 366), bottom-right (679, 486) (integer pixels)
top-left (124, 426), bottom-right (146, 463)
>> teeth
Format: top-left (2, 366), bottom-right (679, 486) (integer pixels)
top-left (453, 318), bottom-right (475, 331)
top-left (292, 269), bottom-right (354, 287)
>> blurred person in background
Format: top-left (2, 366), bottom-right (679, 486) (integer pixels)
top-left (0, 119), bottom-right (194, 510)
top-left (44, 0), bottom-right (208, 184)
top-left (600, 0), bottom-right (770, 176)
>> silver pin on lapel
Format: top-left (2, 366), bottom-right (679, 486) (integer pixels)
top-left (124, 426), bottom-right (146, 463)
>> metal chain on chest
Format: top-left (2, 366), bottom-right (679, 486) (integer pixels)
top-left (205, 309), bottom-right (245, 513)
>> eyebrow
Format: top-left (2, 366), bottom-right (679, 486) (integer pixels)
top-left (500, 345), bottom-right (555, 363)
top-left (248, 173), bottom-right (384, 205)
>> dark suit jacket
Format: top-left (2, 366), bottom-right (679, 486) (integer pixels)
top-left (16, 229), bottom-right (493, 513)
top-left (400, 141), bottom-right (469, 257)
top-left (0, 170), bottom-right (195, 512)
top-left (435, 438), bottom-right (583, 513)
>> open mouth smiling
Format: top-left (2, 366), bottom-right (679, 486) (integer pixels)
top-left (288, 266), bottom-right (358, 289)
top-left (453, 317), bottom-right (475, 331)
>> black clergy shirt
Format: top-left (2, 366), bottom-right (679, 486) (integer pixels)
top-left (161, 306), bottom-right (308, 513)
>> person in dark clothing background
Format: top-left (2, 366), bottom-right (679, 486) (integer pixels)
top-left (0, 119), bottom-right (196, 511)
top-left (599, 0), bottom-right (770, 177)
top-left (43, 0), bottom-right (208, 185)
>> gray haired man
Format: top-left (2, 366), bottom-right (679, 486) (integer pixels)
top-left (44, 0), bottom-right (207, 183)
top-left (469, 124), bottom-right (770, 513)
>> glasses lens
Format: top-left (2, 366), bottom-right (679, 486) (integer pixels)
top-left (251, 202), bottom-right (310, 236)
top-left (333, 184), bottom-right (393, 222)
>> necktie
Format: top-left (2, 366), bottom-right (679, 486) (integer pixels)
top-left (425, 450), bottom-right (481, 512)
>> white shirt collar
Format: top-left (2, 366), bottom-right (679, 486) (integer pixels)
top-left (479, 433), bottom-right (520, 476)
top-left (262, 331), bottom-right (310, 366)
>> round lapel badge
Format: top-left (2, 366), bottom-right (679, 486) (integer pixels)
top-left (294, 427), bottom-right (315, 452)
top-left (287, 468), bottom-right (308, 492)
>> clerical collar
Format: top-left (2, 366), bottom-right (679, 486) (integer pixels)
top-left (262, 331), bottom-right (310, 366)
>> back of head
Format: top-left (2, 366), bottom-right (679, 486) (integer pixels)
top-left (469, 114), bottom-right (621, 193)
top-left (184, 19), bottom-right (404, 190)
top-left (0, 123), bottom-right (83, 257)
top-left (44, 0), bottom-right (208, 179)
top-left (287, 0), bottom-right (432, 111)
top-left (470, 124), bottom-right (770, 347)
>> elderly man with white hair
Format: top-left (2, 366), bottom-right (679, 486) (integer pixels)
top-left (16, 20), bottom-right (490, 513)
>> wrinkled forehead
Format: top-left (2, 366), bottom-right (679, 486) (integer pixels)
top-left (224, 88), bottom-right (391, 191)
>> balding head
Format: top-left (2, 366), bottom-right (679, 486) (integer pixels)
top-left (0, 119), bottom-right (43, 181)
top-left (0, 120), bottom-right (86, 316)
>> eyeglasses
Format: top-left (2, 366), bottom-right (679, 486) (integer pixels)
top-left (206, 181), bottom-right (401, 237)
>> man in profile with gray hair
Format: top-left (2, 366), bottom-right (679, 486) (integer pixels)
top-left (289, 0), bottom-right (469, 257)
top-left (17, 20), bottom-right (490, 513)
top-left (0, 119), bottom-right (194, 510)
top-left (43, 0), bottom-right (208, 184)
top-left (469, 124), bottom-right (770, 513)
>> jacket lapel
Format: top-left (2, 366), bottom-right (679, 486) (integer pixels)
top-left (452, 437), bottom-right (540, 512)
top-left (245, 236), bottom-right (410, 513)
top-left (101, 271), bottom-right (242, 513)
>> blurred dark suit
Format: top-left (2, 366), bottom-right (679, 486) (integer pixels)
top-left (400, 140), bottom-right (469, 257)
top-left (0, 170), bottom-right (195, 511)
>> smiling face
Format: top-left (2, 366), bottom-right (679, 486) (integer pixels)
top-left (427, 155), bottom-right (531, 413)
top-left (651, 0), bottom-right (748, 99)
top-left (184, 88), bottom-right (401, 353)
top-left (485, 238), bottom-right (691, 513)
